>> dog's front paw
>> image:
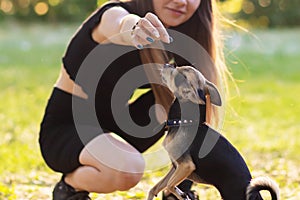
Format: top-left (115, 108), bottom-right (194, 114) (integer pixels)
top-left (147, 190), bottom-right (156, 200)
top-left (147, 194), bottom-right (155, 200)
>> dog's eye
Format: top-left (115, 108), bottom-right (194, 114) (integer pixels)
top-left (163, 63), bottom-right (175, 68)
top-left (174, 73), bottom-right (186, 87)
top-left (197, 89), bottom-right (206, 102)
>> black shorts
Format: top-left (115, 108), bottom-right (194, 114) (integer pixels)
top-left (39, 88), bottom-right (165, 174)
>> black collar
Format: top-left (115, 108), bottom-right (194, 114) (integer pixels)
top-left (165, 119), bottom-right (201, 127)
top-left (153, 118), bottom-right (204, 132)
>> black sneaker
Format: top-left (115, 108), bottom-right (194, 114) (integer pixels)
top-left (53, 176), bottom-right (91, 200)
top-left (162, 190), bottom-right (199, 200)
top-left (67, 192), bottom-right (91, 200)
top-left (186, 190), bottom-right (199, 200)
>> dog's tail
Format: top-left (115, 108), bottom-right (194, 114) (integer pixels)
top-left (246, 176), bottom-right (280, 200)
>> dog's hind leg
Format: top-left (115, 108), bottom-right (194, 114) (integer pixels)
top-left (147, 166), bottom-right (176, 200)
top-left (166, 159), bottom-right (196, 200)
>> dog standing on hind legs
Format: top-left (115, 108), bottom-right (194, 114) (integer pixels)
top-left (147, 64), bottom-right (280, 200)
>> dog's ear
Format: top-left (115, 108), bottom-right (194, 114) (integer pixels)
top-left (205, 80), bottom-right (222, 106)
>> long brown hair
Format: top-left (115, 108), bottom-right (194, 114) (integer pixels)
top-left (120, 0), bottom-right (230, 127)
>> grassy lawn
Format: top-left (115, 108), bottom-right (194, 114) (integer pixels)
top-left (0, 22), bottom-right (299, 199)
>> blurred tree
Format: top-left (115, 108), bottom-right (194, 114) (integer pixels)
top-left (0, 0), bottom-right (106, 22)
top-left (0, 0), bottom-right (299, 27)
top-left (235, 0), bottom-right (300, 27)
top-left (47, 0), bottom-right (98, 22)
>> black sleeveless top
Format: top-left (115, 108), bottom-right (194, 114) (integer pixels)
top-left (61, 2), bottom-right (152, 130)
top-left (62, 1), bottom-right (192, 92)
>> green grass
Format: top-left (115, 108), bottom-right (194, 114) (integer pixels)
top-left (0, 22), bottom-right (299, 199)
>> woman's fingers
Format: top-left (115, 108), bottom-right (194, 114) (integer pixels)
top-left (144, 13), bottom-right (171, 43)
top-left (139, 17), bottom-right (160, 39)
top-left (131, 13), bottom-right (172, 49)
top-left (131, 26), bottom-right (153, 49)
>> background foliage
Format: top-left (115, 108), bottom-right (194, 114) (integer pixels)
top-left (0, 0), bottom-right (104, 22)
top-left (0, 0), bottom-right (299, 199)
top-left (0, 0), bottom-right (300, 27)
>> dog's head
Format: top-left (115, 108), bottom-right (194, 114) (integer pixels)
top-left (161, 64), bottom-right (222, 106)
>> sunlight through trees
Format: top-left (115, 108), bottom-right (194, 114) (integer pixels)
top-left (0, 0), bottom-right (299, 27)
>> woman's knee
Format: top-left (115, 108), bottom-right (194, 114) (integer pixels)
top-left (115, 155), bottom-right (145, 190)
top-left (114, 171), bottom-right (144, 191)
top-left (104, 155), bottom-right (145, 191)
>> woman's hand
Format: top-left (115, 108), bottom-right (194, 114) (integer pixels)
top-left (95, 7), bottom-right (172, 48)
top-left (131, 13), bottom-right (173, 49)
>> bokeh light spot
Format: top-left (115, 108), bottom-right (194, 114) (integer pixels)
top-left (258, 16), bottom-right (270, 27)
top-left (0, 0), bottom-right (14, 14)
top-left (258, 0), bottom-right (271, 8)
top-left (48, 0), bottom-right (60, 7)
top-left (220, 0), bottom-right (243, 14)
top-left (34, 2), bottom-right (49, 15)
top-left (242, 1), bottom-right (255, 14)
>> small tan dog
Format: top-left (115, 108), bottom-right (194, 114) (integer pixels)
top-left (147, 64), bottom-right (280, 200)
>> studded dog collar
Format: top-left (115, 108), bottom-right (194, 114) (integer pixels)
top-left (165, 119), bottom-right (201, 127)
top-left (166, 86), bottom-right (212, 128)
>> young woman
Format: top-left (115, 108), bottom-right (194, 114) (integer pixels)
top-left (39, 0), bottom-right (230, 199)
